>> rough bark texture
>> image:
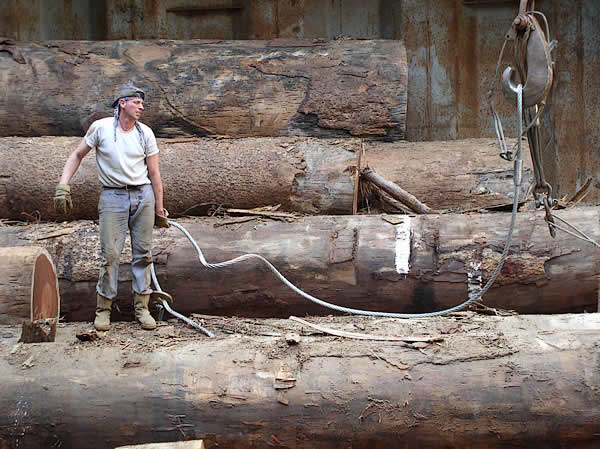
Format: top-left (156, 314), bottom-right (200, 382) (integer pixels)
top-left (0, 314), bottom-right (599, 449)
top-left (0, 247), bottom-right (60, 325)
top-left (0, 136), bottom-right (531, 220)
top-left (0, 207), bottom-right (596, 322)
top-left (0, 39), bottom-right (406, 139)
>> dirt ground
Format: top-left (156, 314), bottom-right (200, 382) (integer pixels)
top-left (2, 311), bottom-right (594, 364)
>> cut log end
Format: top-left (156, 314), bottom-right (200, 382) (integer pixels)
top-left (31, 250), bottom-right (60, 322)
top-left (0, 247), bottom-right (61, 335)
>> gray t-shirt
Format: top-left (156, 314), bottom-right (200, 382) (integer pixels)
top-left (84, 117), bottom-right (159, 187)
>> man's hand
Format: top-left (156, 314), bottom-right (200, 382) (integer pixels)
top-left (155, 208), bottom-right (170, 228)
top-left (54, 184), bottom-right (73, 216)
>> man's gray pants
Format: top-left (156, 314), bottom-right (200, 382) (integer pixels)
top-left (96, 184), bottom-right (155, 299)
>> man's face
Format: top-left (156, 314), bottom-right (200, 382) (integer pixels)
top-left (120, 97), bottom-right (144, 120)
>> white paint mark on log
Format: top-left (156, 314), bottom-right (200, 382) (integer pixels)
top-left (467, 260), bottom-right (483, 301)
top-left (395, 218), bottom-right (411, 275)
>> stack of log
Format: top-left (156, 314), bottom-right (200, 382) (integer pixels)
top-left (1, 207), bottom-right (597, 323)
top-left (0, 39), bottom-right (596, 317)
top-left (0, 38), bottom-right (598, 449)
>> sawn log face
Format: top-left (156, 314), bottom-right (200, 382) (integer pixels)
top-left (0, 39), bottom-right (407, 139)
top-left (0, 247), bottom-right (59, 325)
top-left (0, 314), bottom-right (599, 448)
top-left (1, 207), bottom-right (597, 322)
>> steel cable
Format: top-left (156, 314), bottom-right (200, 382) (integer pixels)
top-left (160, 87), bottom-right (523, 320)
top-left (156, 85), bottom-right (597, 326)
top-left (150, 264), bottom-right (215, 337)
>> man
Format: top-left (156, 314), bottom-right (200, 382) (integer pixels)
top-left (54, 86), bottom-right (169, 331)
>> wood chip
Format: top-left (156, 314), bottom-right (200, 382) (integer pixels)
top-left (76, 330), bottom-right (100, 342)
top-left (381, 215), bottom-right (406, 225)
top-left (284, 333), bottom-right (300, 345)
top-left (225, 208), bottom-right (298, 219)
top-left (214, 216), bottom-right (259, 227)
top-left (276, 393), bottom-right (289, 405)
top-left (22, 355), bottom-right (35, 369)
top-left (35, 227), bottom-right (76, 240)
top-left (289, 316), bottom-right (443, 342)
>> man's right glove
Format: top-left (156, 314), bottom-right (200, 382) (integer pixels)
top-left (54, 184), bottom-right (73, 216)
top-left (155, 208), bottom-right (170, 228)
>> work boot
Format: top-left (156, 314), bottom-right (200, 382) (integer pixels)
top-left (134, 293), bottom-right (157, 330)
top-left (94, 293), bottom-right (112, 331)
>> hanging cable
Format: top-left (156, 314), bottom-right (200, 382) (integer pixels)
top-left (162, 88), bottom-right (523, 321)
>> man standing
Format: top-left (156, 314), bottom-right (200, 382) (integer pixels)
top-left (54, 86), bottom-right (170, 331)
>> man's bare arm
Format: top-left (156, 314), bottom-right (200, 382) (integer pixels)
top-left (59, 137), bottom-right (93, 184)
top-left (146, 153), bottom-right (165, 215)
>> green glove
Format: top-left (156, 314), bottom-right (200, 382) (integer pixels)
top-left (155, 208), bottom-right (170, 228)
top-left (54, 184), bottom-right (73, 216)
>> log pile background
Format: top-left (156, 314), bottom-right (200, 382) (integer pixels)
top-left (0, 35), bottom-right (599, 449)
top-left (0, 38), bottom-right (596, 318)
top-left (0, 39), bottom-right (407, 139)
top-left (0, 136), bottom-right (531, 220)
top-left (0, 207), bottom-right (597, 322)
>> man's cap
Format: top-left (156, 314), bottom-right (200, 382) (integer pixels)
top-left (111, 86), bottom-right (145, 108)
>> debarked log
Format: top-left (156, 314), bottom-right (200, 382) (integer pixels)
top-left (0, 247), bottom-right (60, 326)
top-left (1, 207), bottom-right (597, 322)
top-left (0, 136), bottom-right (531, 220)
top-left (0, 314), bottom-right (599, 449)
top-left (0, 39), bottom-right (406, 139)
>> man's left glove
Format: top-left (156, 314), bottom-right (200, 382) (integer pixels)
top-left (54, 184), bottom-right (73, 216)
top-left (155, 208), bottom-right (170, 228)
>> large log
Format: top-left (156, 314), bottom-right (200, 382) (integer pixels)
top-left (1, 207), bottom-right (596, 322)
top-left (0, 136), bottom-right (531, 220)
top-left (0, 314), bottom-right (599, 449)
top-left (0, 246), bottom-right (60, 326)
top-left (0, 39), bottom-right (406, 139)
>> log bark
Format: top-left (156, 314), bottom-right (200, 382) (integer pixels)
top-left (0, 247), bottom-right (60, 326)
top-left (0, 136), bottom-right (532, 220)
top-left (0, 314), bottom-right (599, 449)
top-left (0, 39), bottom-right (406, 139)
top-left (0, 207), bottom-right (596, 322)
